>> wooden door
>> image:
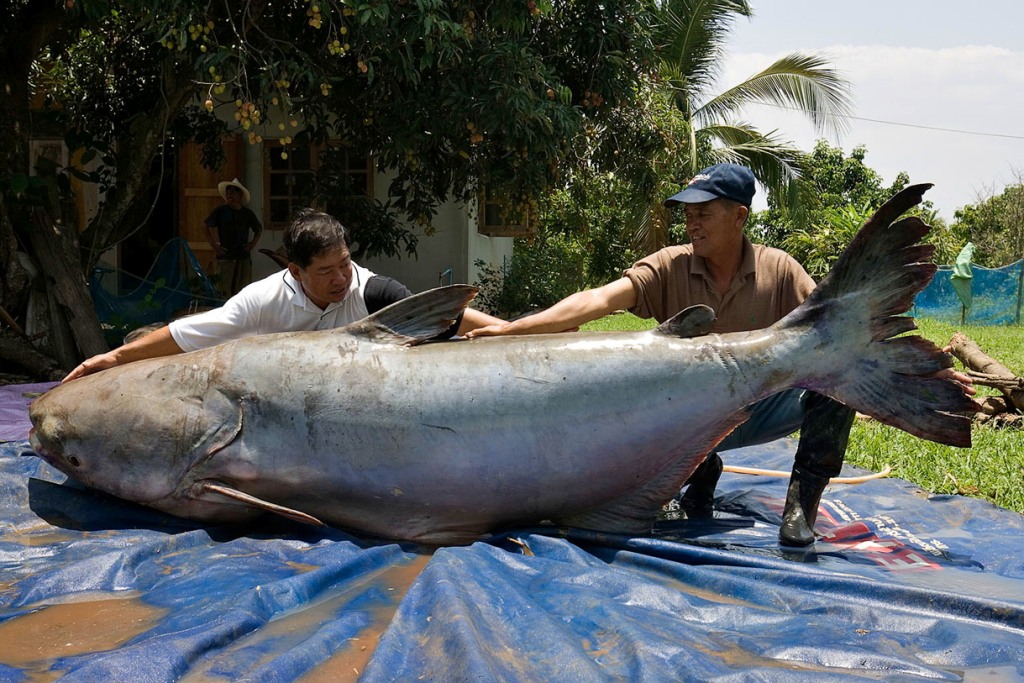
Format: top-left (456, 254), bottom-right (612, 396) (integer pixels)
top-left (178, 137), bottom-right (244, 276)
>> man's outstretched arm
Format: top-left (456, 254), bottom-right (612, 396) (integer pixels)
top-left (466, 277), bottom-right (637, 338)
top-left (62, 326), bottom-right (185, 383)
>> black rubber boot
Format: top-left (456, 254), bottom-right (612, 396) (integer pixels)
top-left (779, 467), bottom-right (830, 547)
top-left (680, 451), bottom-right (723, 518)
top-left (779, 393), bottom-right (856, 546)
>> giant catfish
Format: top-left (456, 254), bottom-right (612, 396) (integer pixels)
top-left (28, 185), bottom-right (975, 544)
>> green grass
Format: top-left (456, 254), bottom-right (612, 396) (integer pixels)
top-left (582, 313), bottom-right (1024, 515)
top-left (850, 319), bottom-right (1024, 514)
top-left (581, 311), bottom-right (657, 333)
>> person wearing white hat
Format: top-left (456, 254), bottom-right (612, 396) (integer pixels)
top-left (206, 178), bottom-right (263, 295)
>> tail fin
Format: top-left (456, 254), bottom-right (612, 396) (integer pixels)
top-left (783, 184), bottom-right (975, 447)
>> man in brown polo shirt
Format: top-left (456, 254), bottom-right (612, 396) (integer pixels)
top-left (468, 163), bottom-right (854, 547)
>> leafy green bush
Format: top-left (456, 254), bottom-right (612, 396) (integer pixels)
top-left (474, 175), bottom-right (643, 318)
top-left (473, 231), bottom-right (588, 318)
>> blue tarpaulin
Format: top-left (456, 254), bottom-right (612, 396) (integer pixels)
top-left (2, 383), bottom-right (1023, 681)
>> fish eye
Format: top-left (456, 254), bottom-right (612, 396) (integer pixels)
top-left (68, 455), bottom-right (81, 467)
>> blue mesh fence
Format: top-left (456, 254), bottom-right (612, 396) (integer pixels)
top-left (913, 260), bottom-right (1024, 326)
top-left (89, 238), bottom-right (225, 346)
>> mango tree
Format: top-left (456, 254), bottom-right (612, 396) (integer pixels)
top-left (0, 0), bottom-right (657, 380)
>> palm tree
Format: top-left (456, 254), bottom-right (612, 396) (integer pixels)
top-left (633, 0), bottom-right (853, 253)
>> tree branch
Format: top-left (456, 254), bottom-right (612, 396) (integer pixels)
top-left (78, 57), bottom-right (199, 269)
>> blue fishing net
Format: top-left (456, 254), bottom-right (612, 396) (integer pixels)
top-left (88, 238), bottom-right (225, 346)
top-left (913, 259), bottom-right (1024, 326)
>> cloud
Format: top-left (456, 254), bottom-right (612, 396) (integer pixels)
top-left (720, 45), bottom-right (1024, 218)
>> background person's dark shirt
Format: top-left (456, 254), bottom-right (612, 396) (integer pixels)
top-left (205, 205), bottom-right (262, 259)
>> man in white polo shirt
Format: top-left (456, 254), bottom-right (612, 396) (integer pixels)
top-left (64, 209), bottom-right (501, 382)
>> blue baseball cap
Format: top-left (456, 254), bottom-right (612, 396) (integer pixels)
top-left (664, 163), bottom-right (756, 207)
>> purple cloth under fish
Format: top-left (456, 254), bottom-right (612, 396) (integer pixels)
top-left (0, 382), bottom-right (57, 442)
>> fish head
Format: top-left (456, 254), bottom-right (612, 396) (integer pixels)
top-left (28, 358), bottom-right (243, 507)
top-left (28, 380), bottom-right (179, 503)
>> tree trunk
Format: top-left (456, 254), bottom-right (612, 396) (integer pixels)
top-left (0, 329), bottom-right (64, 382)
top-left (28, 208), bottom-right (109, 364)
top-left (1, 16), bottom-right (198, 379)
top-left (949, 331), bottom-right (1024, 413)
top-left (0, 1), bottom-right (69, 381)
top-left (0, 197), bottom-right (31, 316)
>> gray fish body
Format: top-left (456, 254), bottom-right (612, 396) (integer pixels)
top-left (196, 325), bottom-right (791, 541)
top-left (29, 186), bottom-right (975, 543)
top-left (31, 321), bottom-right (792, 542)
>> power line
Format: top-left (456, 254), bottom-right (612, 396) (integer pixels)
top-left (761, 103), bottom-right (1024, 141)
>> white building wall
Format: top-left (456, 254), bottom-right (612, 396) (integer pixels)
top-left (243, 155), bottom-right (514, 291)
top-left (466, 204), bottom-right (514, 289)
top-left (350, 168), bottom-right (513, 294)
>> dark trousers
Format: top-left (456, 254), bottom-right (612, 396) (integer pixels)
top-left (716, 389), bottom-right (853, 478)
top-left (215, 255), bottom-right (253, 297)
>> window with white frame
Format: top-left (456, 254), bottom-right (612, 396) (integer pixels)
top-left (478, 188), bottom-right (536, 237)
top-left (265, 141), bottom-right (372, 229)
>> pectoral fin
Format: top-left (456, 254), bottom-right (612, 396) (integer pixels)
top-left (195, 482), bottom-right (327, 527)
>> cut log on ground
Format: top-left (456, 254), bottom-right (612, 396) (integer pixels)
top-left (948, 332), bottom-right (1024, 421)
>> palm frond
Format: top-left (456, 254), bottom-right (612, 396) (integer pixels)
top-left (698, 123), bottom-right (803, 177)
top-left (655, 0), bottom-right (753, 95)
top-left (695, 122), bottom-right (822, 225)
top-left (627, 199), bottom-right (673, 256)
top-left (615, 5), bottom-right (854, 250)
top-left (698, 51), bottom-right (852, 139)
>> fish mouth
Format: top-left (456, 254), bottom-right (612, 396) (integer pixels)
top-left (27, 427), bottom-right (56, 465)
top-left (28, 427), bottom-right (44, 455)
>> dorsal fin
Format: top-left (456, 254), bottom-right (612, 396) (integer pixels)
top-left (345, 284), bottom-right (478, 345)
top-left (653, 304), bottom-right (715, 339)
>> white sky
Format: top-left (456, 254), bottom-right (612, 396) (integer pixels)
top-left (719, 1), bottom-right (1024, 220)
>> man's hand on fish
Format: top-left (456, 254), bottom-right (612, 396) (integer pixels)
top-left (464, 321), bottom-right (513, 338)
top-left (939, 368), bottom-right (975, 394)
top-left (939, 347), bottom-right (976, 396)
top-left (63, 326), bottom-right (184, 383)
top-left (63, 352), bottom-right (120, 383)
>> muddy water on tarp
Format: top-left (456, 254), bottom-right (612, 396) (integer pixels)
top-left (177, 552), bottom-right (431, 682)
top-left (2, 524), bottom-right (93, 547)
top-left (297, 552), bottom-right (431, 682)
top-left (0, 591), bottom-right (168, 681)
